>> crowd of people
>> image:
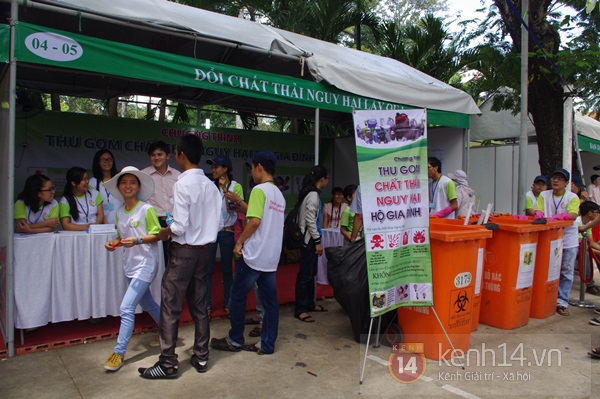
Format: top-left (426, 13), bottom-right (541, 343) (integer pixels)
top-left (14, 136), bottom-right (347, 376)
top-left (426, 157), bottom-right (600, 359)
top-left (16, 143), bottom-right (600, 372)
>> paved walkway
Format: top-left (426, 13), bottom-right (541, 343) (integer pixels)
top-left (1, 284), bottom-right (600, 398)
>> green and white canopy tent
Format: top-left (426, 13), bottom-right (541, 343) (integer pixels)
top-left (0, 0), bottom-right (480, 356)
top-left (0, 0), bottom-right (479, 124)
top-left (470, 97), bottom-right (600, 155)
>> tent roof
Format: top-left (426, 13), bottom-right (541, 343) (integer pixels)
top-left (3, 0), bottom-right (479, 126)
top-left (576, 114), bottom-right (600, 141)
top-left (470, 94), bottom-right (600, 141)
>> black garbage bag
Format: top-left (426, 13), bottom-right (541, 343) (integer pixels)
top-left (326, 242), bottom-right (397, 343)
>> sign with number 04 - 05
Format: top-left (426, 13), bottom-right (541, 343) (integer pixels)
top-left (388, 352), bottom-right (427, 383)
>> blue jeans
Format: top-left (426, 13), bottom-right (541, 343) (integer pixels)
top-left (253, 283), bottom-right (264, 322)
top-left (557, 246), bottom-right (579, 308)
top-left (295, 240), bottom-right (318, 315)
top-left (114, 278), bottom-right (160, 355)
top-left (206, 230), bottom-right (235, 308)
top-left (228, 258), bottom-right (278, 354)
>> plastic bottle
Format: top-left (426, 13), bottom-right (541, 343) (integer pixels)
top-left (165, 212), bottom-right (174, 226)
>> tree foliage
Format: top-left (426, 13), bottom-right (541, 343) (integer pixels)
top-left (376, 0), bottom-right (449, 25)
top-left (449, 1), bottom-right (598, 175)
top-left (379, 13), bottom-right (459, 82)
top-left (555, 0), bottom-right (600, 115)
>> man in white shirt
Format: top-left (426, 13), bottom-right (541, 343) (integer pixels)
top-left (211, 150), bottom-right (286, 355)
top-left (141, 141), bottom-right (181, 264)
top-left (587, 174), bottom-right (600, 204)
top-left (534, 168), bottom-right (580, 317)
top-left (428, 156), bottom-right (458, 219)
top-left (139, 134), bottom-right (220, 379)
top-left (141, 141), bottom-right (181, 223)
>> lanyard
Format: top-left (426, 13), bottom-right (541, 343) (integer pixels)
top-left (104, 187), bottom-right (111, 203)
top-left (553, 193), bottom-right (566, 214)
top-left (76, 192), bottom-right (90, 223)
top-left (27, 206), bottom-right (44, 224)
top-left (430, 179), bottom-right (441, 203)
top-left (332, 203), bottom-right (342, 227)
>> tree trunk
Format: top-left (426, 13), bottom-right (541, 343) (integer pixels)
top-left (494, 0), bottom-right (563, 176)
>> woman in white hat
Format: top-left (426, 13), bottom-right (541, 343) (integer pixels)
top-left (102, 166), bottom-right (161, 372)
top-left (448, 169), bottom-right (477, 218)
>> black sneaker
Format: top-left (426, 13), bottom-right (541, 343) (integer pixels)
top-left (594, 307), bottom-right (600, 315)
top-left (138, 362), bottom-right (178, 379)
top-left (587, 286), bottom-right (600, 296)
top-left (590, 317), bottom-right (600, 326)
top-left (190, 356), bottom-right (208, 373)
top-left (210, 337), bottom-right (242, 352)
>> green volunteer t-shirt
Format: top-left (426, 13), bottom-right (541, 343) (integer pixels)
top-left (340, 206), bottom-right (354, 232)
top-left (445, 179), bottom-right (457, 201)
top-left (525, 195), bottom-right (534, 210)
top-left (14, 199), bottom-right (59, 222)
top-left (246, 187), bottom-right (265, 219)
top-left (59, 190), bottom-right (103, 224)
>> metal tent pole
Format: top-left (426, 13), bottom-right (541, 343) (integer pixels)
top-left (516, 0), bottom-right (529, 220)
top-left (314, 108), bottom-right (320, 165)
top-left (5, 0), bottom-right (19, 358)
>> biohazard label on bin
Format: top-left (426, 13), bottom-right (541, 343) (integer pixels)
top-left (448, 287), bottom-right (473, 329)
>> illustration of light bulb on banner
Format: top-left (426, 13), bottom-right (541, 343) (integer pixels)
top-left (352, 109), bottom-right (433, 316)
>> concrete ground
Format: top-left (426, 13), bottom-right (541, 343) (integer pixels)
top-left (1, 282), bottom-right (600, 399)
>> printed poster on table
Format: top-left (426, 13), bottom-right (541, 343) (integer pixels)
top-left (352, 109), bottom-right (433, 317)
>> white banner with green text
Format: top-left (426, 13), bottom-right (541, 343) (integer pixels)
top-left (353, 109), bottom-right (433, 317)
top-left (0, 23), bottom-right (470, 129)
top-left (14, 111), bottom-right (319, 210)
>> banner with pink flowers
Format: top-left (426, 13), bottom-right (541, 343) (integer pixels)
top-left (352, 109), bottom-right (433, 316)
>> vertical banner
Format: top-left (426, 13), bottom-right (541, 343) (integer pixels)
top-left (352, 109), bottom-right (433, 316)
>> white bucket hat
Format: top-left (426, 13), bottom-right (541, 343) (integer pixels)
top-left (448, 169), bottom-right (468, 186)
top-left (104, 166), bottom-right (155, 203)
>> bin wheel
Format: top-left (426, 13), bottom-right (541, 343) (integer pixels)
top-left (381, 323), bottom-right (402, 347)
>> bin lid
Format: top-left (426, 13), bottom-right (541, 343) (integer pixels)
top-left (547, 220), bottom-right (575, 229)
top-left (429, 224), bottom-right (493, 242)
top-left (492, 219), bottom-right (550, 233)
top-left (485, 215), bottom-right (573, 231)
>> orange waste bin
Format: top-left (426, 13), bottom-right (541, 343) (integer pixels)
top-left (398, 224), bottom-right (492, 360)
top-left (529, 220), bottom-right (572, 318)
top-left (479, 219), bottom-right (548, 329)
top-left (429, 218), bottom-right (490, 331)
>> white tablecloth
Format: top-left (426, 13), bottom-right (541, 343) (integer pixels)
top-left (14, 231), bottom-right (164, 329)
top-left (317, 228), bottom-right (345, 285)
